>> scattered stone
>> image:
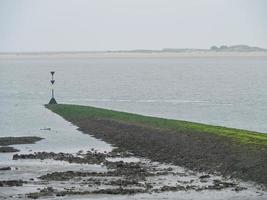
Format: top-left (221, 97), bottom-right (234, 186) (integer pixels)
top-left (108, 148), bottom-right (134, 158)
top-left (160, 185), bottom-right (183, 192)
top-left (92, 187), bottom-right (146, 195)
top-left (13, 151), bottom-right (106, 164)
top-left (0, 167), bottom-right (11, 171)
top-left (108, 179), bottom-right (141, 187)
top-left (39, 171), bottom-right (107, 181)
top-left (200, 174), bottom-right (211, 179)
top-left (201, 179), bottom-right (238, 190)
top-left (27, 187), bottom-right (56, 199)
top-left (27, 192), bottom-right (40, 199)
top-left (233, 186), bottom-right (247, 192)
top-left (10, 148), bottom-right (249, 198)
top-left (0, 180), bottom-right (24, 187)
top-left (39, 159), bottom-right (153, 183)
top-left (199, 174), bottom-right (210, 183)
top-left (28, 187), bottom-right (146, 199)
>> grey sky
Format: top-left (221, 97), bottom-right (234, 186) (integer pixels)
top-left (0, 0), bottom-right (266, 52)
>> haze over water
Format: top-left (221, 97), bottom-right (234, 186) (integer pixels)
top-left (1, 56), bottom-right (267, 136)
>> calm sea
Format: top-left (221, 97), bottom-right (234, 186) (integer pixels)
top-left (0, 56), bottom-right (267, 143)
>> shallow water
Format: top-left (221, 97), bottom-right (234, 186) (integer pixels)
top-left (1, 56), bottom-right (267, 134)
top-left (0, 56), bottom-right (267, 199)
top-left (0, 154), bottom-right (266, 200)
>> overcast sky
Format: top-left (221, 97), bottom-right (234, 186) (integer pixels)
top-left (0, 0), bottom-right (266, 52)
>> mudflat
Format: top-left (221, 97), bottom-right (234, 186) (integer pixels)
top-left (76, 119), bottom-right (267, 187)
top-left (46, 104), bottom-right (267, 187)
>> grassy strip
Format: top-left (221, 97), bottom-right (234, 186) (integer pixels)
top-left (46, 104), bottom-right (267, 147)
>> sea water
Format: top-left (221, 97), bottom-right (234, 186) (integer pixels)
top-left (0, 56), bottom-right (267, 199)
top-left (1, 56), bottom-right (267, 135)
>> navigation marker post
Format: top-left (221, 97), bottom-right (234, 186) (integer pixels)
top-left (48, 71), bottom-right (57, 104)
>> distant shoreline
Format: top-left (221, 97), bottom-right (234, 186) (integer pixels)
top-left (1, 51), bottom-right (267, 59)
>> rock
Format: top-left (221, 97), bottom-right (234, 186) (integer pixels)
top-left (27, 187), bottom-right (56, 199)
top-left (108, 179), bottom-right (140, 187)
top-left (206, 179), bottom-right (237, 190)
top-left (233, 186), bottom-right (247, 192)
top-left (0, 146), bottom-right (19, 153)
top-left (92, 187), bottom-right (145, 195)
top-left (0, 180), bottom-right (24, 187)
top-left (159, 185), bottom-right (186, 192)
top-left (27, 192), bottom-right (40, 199)
top-left (0, 167), bottom-right (11, 171)
top-left (199, 174), bottom-right (210, 179)
top-left (13, 151), bottom-right (106, 164)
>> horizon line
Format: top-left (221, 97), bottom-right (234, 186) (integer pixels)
top-left (1, 44), bottom-right (267, 54)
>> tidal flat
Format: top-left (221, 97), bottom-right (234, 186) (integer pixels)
top-left (45, 104), bottom-right (267, 186)
top-left (0, 105), bottom-right (266, 199)
top-left (1, 147), bottom-right (266, 200)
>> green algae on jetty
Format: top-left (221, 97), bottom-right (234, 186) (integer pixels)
top-left (45, 104), bottom-right (267, 186)
top-left (46, 104), bottom-right (267, 147)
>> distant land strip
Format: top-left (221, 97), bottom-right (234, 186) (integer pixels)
top-left (1, 45), bottom-right (267, 59)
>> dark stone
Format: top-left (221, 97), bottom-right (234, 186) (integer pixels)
top-left (0, 180), bottom-right (24, 187)
top-left (0, 137), bottom-right (43, 146)
top-left (0, 167), bottom-right (11, 171)
top-left (0, 146), bottom-right (19, 153)
top-left (199, 175), bottom-right (211, 179)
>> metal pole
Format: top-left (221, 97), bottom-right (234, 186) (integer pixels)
top-left (48, 71), bottom-right (57, 104)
